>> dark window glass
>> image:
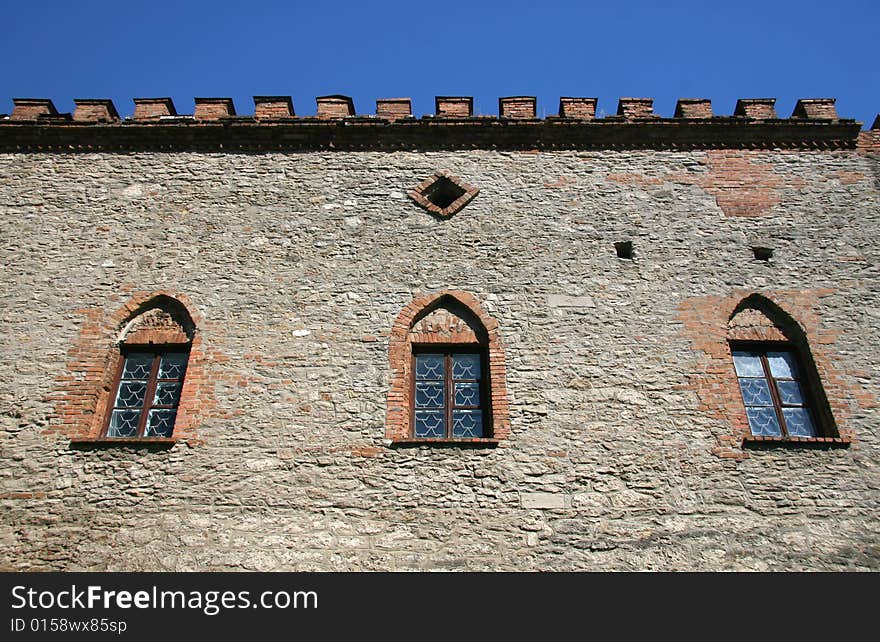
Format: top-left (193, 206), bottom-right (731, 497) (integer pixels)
top-left (105, 349), bottom-right (189, 438)
top-left (413, 350), bottom-right (485, 438)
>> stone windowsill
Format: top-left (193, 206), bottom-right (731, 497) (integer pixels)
top-left (742, 435), bottom-right (851, 448)
top-left (390, 438), bottom-right (500, 447)
top-left (69, 437), bottom-right (177, 447)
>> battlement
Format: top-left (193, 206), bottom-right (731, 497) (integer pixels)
top-left (0, 95), bottom-right (874, 152)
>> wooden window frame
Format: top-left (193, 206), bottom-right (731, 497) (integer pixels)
top-left (730, 340), bottom-right (834, 439)
top-left (101, 345), bottom-right (190, 439)
top-left (410, 344), bottom-right (492, 439)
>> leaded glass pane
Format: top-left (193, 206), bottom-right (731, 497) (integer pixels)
top-left (776, 380), bottom-right (805, 406)
top-left (414, 410), bottom-right (445, 438)
top-left (745, 407), bottom-right (782, 436)
top-left (145, 409), bottom-right (177, 437)
top-left (153, 382), bottom-right (183, 407)
top-left (782, 408), bottom-right (817, 437)
top-left (115, 380), bottom-right (147, 408)
top-left (122, 353), bottom-right (154, 379)
top-left (107, 409), bottom-right (140, 437)
top-left (738, 378), bottom-right (773, 407)
top-left (767, 351), bottom-right (799, 379)
top-left (452, 353), bottom-right (481, 380)
top-left (415, 354), bottom-right (444, 380)
top-left (452, 409), bottom-right (483, 438)
top-left (732, 351), bottom-right (764, 377)
top-left (415, 382), bottom-right (445, 409)
top-left (158, 352), bottom-right (188, 379)
top-left (454, 382), bottom-right (480, 407)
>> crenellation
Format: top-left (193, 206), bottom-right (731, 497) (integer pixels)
top-left (0, 95), bottom-right (857, 136)
top-left (1, 95), bottom-right (870, 124)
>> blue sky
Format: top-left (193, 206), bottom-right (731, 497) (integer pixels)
top-left (2, 0), bottom-right (877, 127)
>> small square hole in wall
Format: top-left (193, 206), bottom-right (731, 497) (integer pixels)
top-left (752, 246), bottom-right (773, 261)
top-left (615, 241), bottom-right (634, 260)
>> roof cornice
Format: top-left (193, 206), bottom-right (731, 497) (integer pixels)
top-left (0, 117), bottom-right (865, 152)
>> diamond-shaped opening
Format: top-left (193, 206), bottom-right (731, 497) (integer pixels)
top-left (408, 171), bottom-right (479, 218)
top-left (423, 176), bottom-right (466, 209)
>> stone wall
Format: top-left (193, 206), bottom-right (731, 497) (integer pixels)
top-left (0, 146), bottom-right (878, 570)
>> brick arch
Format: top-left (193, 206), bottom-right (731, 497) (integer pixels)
top-left (727, 293), bottom-right (803, 343)
top-left (118, 294), bottom-right (198, 345)
top-left (113, 292), bottom-right (201, 339)
top-left (50, 290), bottom-right (209, 443)
top-left (678, 289), bottom-right (856, 458)
top-left (385, 290), bottom-right (510, 441)
top-left (726, 293), bottom-right (839, 440)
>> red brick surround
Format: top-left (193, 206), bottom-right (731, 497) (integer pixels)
top-left (407, 170), bottom-right (480, 218)
top-left (678, 291), bottom-right (873, 459)
top-left (49, 292), bottom-right (216, 444)
top-left (385, 290), bottom-right (510, 442)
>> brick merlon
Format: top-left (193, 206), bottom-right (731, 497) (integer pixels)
top-left (558, 97), bottom-right (597, 119)
top-left (499, 96), bottom-right (537, 119)
top-left (674, 98), bottom-right (713, 118)
top-left (11, 98), bottom-right (58, 120)
top-left (73, 99), bottom-right (120, 123)
top-left (254, 96), bottom-right (295, 119)
top-left (617, 97), bottom-right (655, 118)
top-left (792, 98), bottom-right (838, 120)
top-left (734, 98), bottom-right (777, 119)
top-left (194, 97), bottom-right (236, 120)
top-left (435, 96), bottom-right (473, 117)
top-left (376, 98), bottom-right (412, 121)
top-left (133, 98), bottom-right (177, 120)
top-left (316, 95), bottom-right (355, 118)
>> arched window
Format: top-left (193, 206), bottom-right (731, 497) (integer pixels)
top-left (386, 291), bottom-right (510, 443)
top-left (102, 297), bottom-right (196, 440)
top-left (728, 295), bottom-right (838, 441)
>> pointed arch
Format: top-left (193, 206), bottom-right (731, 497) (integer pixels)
top-left (677, 289), bottom-right (857, 458)
top-left (111, 292), bottom-right (200, 343)
top-left (727, 293), bottom-right (805, 343)
top-left (97, 294), bottom-right (199, 440)
top-left (385, 290), bottom-right (510, 442)
top-left (727, 294), bottom-right (839, 441)
top-left (117, 294), bottom-right (196, 345)
top-left (51, 291), bottom-right (207, 443)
